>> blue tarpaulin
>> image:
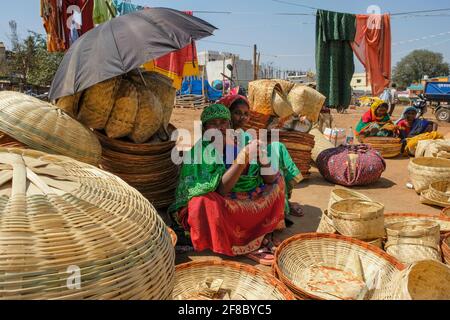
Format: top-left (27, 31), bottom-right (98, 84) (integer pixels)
top-left (179, 76), bottom-right (223, 101)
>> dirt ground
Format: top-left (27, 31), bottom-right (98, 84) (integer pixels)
top-left (168, 104), bottom-right (450, 271)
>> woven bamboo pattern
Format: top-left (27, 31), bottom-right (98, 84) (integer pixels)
top-left (287, 84), bottom-right (326, 123)
top-left (367, 238), bottom-right (383, 249)
top-left (420, 181), bottom-right (450, 208)
top-left (248, 80), bottom-right (285, 116)
top-left (0, 147), bottom-right (175, 299)
top-left (385, 213), bottom-right (450, 234)
top-left (96, 126), bottom-right (179, 209)
top-left (279, 131), bottom-right (315, 177)
top-left (55, 92), bottom-right (82, 117)
top-left (442, 233), bottom-right (450, 265)
top-left (77, 77), bottom-right (121, 129)
top-left (361, 137), bottom-right (402, 158)
top-left (273, 233), bottom-right (405, 300)
top-left (0, 91), bottom-right (101, 166)
top-left (175, 94), bottom-right (208, 109)
top-left (443, 207), bottom-right (450, 217)
top-left (172, 260), bottom-right (296, 300)
top-left (316, 210), bottom-right (337, 234)
top-left (408, 157), bottom-right (450, 193)
top-left (0, 132), bottom-right (26, 149)
top-left (167, 227), bottom-right (177, 247)
top-left (329, 200), bottom-right (385, 240)
top-left (327, 187), bottom-right (372, 212)
top-left (385, 220), bottom-right (442, 264)
top-left (390, 260), bottom-right (450, 300)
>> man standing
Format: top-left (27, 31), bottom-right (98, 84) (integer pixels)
top-left (380, 83), bottom-right (398, 116)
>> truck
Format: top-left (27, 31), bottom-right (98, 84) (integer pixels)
top-left (423, 81), bottom-right (450, 122)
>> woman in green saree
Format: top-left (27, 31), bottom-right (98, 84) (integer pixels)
top-left (356, 100), bottom-right (397, 139)
top-left (168, 104), bottom-right (286, 265)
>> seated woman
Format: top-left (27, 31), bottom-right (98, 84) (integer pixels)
top-left (396, 106), bottom-right (440, 154)
top-left (218, 94), bottom-right (304, 218)
top-left (168, 104), bottom-right (286, 265)
top-left (356, 100), bottom-right (397, 139)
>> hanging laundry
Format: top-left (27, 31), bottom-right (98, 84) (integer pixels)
top-left (61, 0), bottom-right (94, 49)
top-left (40, 0), bottom-right (65, 52)
top-left (351, 14), bottom-right (391, 96)
top-left (143, 11), bottom-right (200, 89)
top-left (112, 0), bottom-right (144, 16)
top-left (93, 0), bottom-right (116, 24)
top-left (316, 9), bottom-right (356, 108)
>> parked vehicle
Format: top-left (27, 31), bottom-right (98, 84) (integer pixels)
top-left (423, 82), bottom-right (450, 122)
top-left (412, 94), bottom-right (427, 118)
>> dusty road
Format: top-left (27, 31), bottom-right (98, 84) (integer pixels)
top-left (169, 104), bottom-right (450, 269)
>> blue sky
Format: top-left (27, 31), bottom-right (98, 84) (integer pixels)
top-left (1, 0), bottom-right (450, 72)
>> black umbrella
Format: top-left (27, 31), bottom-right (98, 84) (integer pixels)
top-left (49, 7), bottom-right (216, 100)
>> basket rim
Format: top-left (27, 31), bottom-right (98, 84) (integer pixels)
top-left (385, 219), bottom-right (441, 236)
top-left (385, 213), bottom-right (450, 233)
top-left (330, 199), bottom-right (384, 219)
top-left (175, 259), bottom-right (296, 300)
top-left (273, 233), bottom-right (405, 300)
top-left (442, 233), bottom-right (450, 253)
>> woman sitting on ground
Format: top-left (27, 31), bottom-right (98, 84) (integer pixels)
top-left (356, 100), bottom-right (397, 139)
top-left (168, 104), bottom-right (286, 265)
top-left (218, 94), bottom-right (304, 218)
top-left (396, 106), bottom-right (441, 155)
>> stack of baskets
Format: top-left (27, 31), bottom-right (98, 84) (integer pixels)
top-left (172, 260), bottom-right (295, 300)
top-left (0, 91), bottom-right (102, 166)
top-left (0, 148), bottom-right (175, 299)
top-left (384, 220), bottom-right (442, 264)
top-left (384, 213), bottom-right (450, 235)
top-left (361, 137), bottom-right (402, 158)
top-left (273, 233), bottom-right (405, 300)
top-left (442, 233), bottom-right (450, 265)
top-left (279, 131), bottom-right (315, 176)
top-left (95, 125), bottom-right (179, 209)
top-left (408, 157), bottom-right (450, 193)
top-left (420, 181), bottom-right (450, 208)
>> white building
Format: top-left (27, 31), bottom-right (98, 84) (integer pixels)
top-left (351, 72), bottom-right (372, 95)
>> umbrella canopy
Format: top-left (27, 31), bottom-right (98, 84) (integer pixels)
top-left (49, 7), bottom-right (216, 100)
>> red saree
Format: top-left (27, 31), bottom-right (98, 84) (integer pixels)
top-left (177, 178), bottom-right (286, 256)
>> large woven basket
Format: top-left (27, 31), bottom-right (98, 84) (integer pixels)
top-left (420, 181), bottom-right (450, 208)
top-left (328, 187), bottom-right (372, 212)
top-left (385, 220), bottom-right (442, 264)
top-left (0, 132), bottom-right (26, 149)
top-left (172, 260), bottom-right (295, 300)
top-left (442, 233), bottom-right (450, 265)
top-left (385, 213), bottom-right (450, 235)
top-left (310, 128), bottom-right (335, 162)
top-left (329, 200), bottom-right (385, 240)
top-left (273, 233), bottom-right (405, 300)
top-left (0, 91), bottom-right (101, 166)
top-left (442, 207), bottom-right (450, 217)
top-left (408, 157), bottom-right (450, 193)
top-left (0, 148), bottom-right (175, 299)
top-left (361, 137), bottom-right (402, 158)
top-left (316, 210), bottom-right (337, 234)
top-left (390, 260), bottom-right (450, 300)
top-left (248, 80), bottom-right (284, 116)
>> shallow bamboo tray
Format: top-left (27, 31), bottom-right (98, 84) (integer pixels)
top-left (0, 147), bottom-right (175, 299)
top-left (172, 260), bottom-right (296, 300)
top-left (408, 157), bottom-right (450, 193)
top-left (361, 137), bottom-right (402, 158)
top-left (274, 233), bottom-right (405, 300)
top-left (420, 181), bottom-right (450, 208)
top-left (384, 213), bottom-right (450, 235)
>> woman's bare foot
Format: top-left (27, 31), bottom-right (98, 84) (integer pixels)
top-left (289, 202), bottom-right (304, 217)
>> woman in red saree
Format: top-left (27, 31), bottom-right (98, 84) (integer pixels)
top-left (168, 104), bottom-right (286, 265)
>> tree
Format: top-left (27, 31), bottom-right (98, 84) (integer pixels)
top-left (6, 20), bottom-right (63, 89)
top-left (393, 50), bottom-right (450, 89)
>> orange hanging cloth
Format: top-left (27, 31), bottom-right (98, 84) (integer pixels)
top-left (143, 11), bottom-right (200, 89)
top-left (351, 14), bottom-right (391, 96)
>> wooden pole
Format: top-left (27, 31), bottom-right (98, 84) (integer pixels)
top-left (253, 44), bottom-right (257, 80)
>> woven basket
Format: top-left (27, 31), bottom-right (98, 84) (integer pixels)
top-left (55, 92), bottom-right (82, 117)
top-left (248, 80), bottom-right (284, 116)
top-left (367, 238), bottom-right (383, 249)
top-left (385, 220), bottom-right (442, 264)
top-left (0, 132), bottom-right (26, 149)
top-left (442, 207), bottom-right (450, 217)
top-left (274, 233), bottom-right (405, 300)
top-left (329, 200), bottom-right (385, 240)
top-left (420, 181), bottom-right (450, 208)
top-left (385, 213), bottom-right (450, 235)
top-left (328, 187), bottom-right (372, 212)
top-left (442, 233), bottom-right (450, 265)
top-left (316, 210), bottom-right (337, 234)
top-left (172, 260), bottom-right (296, 300)
top-left (287, 84), bottom-right (326, 123)
top-left (361, 137), bottom-right (402, 158)
top-left (390, 260), bottom-right (450, 300)
top-left (0, 147), bottom-right (175, 299)
top-left (408, 157), bottom-right (450, 193)
top-left (0, 91), bottom-right (101, 166)
top-left (167, 227), bottom-right (178, 247)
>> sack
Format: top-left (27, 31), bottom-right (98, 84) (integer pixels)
top-left (56, 92), bottom-right (82, 117)
top-left (316, 145), bottom-right (386, 187)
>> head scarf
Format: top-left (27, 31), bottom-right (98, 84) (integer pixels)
top-left (369, 100), bottom-right (390, 121)
top-left (395, 106), bottom-right (418, 125)
top-left (201, 104), bottom-right (231, 125)
top-left (217, 95), bottom-right (250, 110)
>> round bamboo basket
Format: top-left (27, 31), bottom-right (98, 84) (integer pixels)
top-left (327, 187), bottom-right (372, 212)
top-left (361, 137), bottom-right (402, 159)
top-left (273, 233), bottom-right (405, 300)
top-left (385, 220), bottom-right (442, 264)
top-left (172, 260), bottom-right (296, 300)
top-left (0, 148), bottom-right (175, 299)
top-left (442, 233), bottom-right (450, 266)
top-left (442, 207), bottom-right (450, 217)
top-left (390, 260), bottom-right (450, 300)
top-left (408, 157), bottom-right (450, 193)
top-left (248, 80), bottom-right (284, 116)
top-left (329, 200), bottom-right (385, 240)
top-left (0, 91), bottom-right (101, 166)
top-left (420, 181), bottom-right (450, 208)
top-left (385, 213), bottom-right (450, 235)
top-left (316, 210), bottom-right (337, 234)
